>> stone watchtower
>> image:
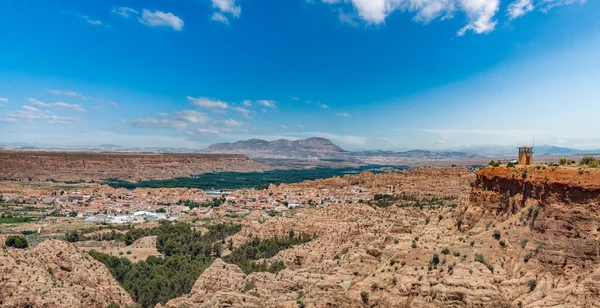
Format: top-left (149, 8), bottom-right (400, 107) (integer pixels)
top-left (518, 146), bottom-right (533, 165)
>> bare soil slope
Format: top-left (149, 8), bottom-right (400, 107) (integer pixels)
top-left (0, 238), bottom-right (134, 308)
top-left (0, 151), bottom-right (263, 181)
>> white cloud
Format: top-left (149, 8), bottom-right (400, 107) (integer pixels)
top-left (48, 89), bottom-right (85, 98)
top-left (2, 106), bottom-right (78, 124)
top-left (317, 0), bottom-right (498, 35)
top-left (242, 100), bottom-right (252, 107)
top-left (28, 98), bottom-right (85, 112)
top-left (188, 96), bottom-right (229, 109)
top-left (22, 105), bottom-right (41, 113)
top-left (0, 98), bottom-right (9, 103)
top-left (339, 10), bottom-right (359, 28)
top-left (139, 9), bottom-right (184, 31)
top-left (319, 103), bottom-right (330, 109)
top-left (289, 96), bottom-right (300, 100)
top-left (196, 128), bottom-right (220, 135)
top-left (133, 110), bottom-right (207, 129)
top-left (336, 112), bottom-right (351, 117)
top-left (211, 12), bottom-right (229, 25)
top-left (222, 118), bottom-right (244, 127)
top-left (76, 14), bottom-right (102, 25)
top-left (457, 0), bottom-right (499, 36)
top-left (318, 0), bottom-right (586, 35)
top-left (257, 100), bottom-right (277, 108)
top-left (233, 106), bottom-right (251, 118)
top-left (110, 102), bottom-right (120, 108)
top-left (51, 102), bottom-right (86, 112)
top-left (506, 0), bottom-right (585, 19)
top-left (112, 7), bottom-right (138, 18)
top-left (211, 0), bottom-right (241, 17)
top-left (507, 0), bottom-right (534, 19)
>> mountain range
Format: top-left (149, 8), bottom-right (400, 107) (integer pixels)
top-left (2, 139), bottom-right (599, 160)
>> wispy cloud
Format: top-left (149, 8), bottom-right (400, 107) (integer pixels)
top-left (2, 106), bottom-right (78, 124)
top-left (28, 98), bottom-right (85, 112)
top-left (188, 96), bottom-right (229, 109)
top-left (336, 112), bottom-right (351, 117)
top-left (74, 13), bottom-right (102, 25)
top-left (112, 7), bottom-right (138, 18)
top-left (289, 96), bottom-right (300, 101)
top-left (317, 0), bottom-right (585, 35)
top-left (133, 110), bottom-right (208, 129)
top-left (222, 118), bottom-right (244, 127)
top-left (196, 128), bottom-right (220, 135)
top-left (233, 106), bottom-right (250, 118)
top-left (211, 0), bottom-right (241, 17)
top-left (0, 98), bottom-right (8, 103)
top-left (338, 10), bottom-right (359, 28)
top-left (138, 9), bottom-right (184, 31)
top-left (319, 103), bottom-right (330, 110)
top-left (507, 0), bottom-right (534, 19)
top-left (241, 100), bottom-right (252, 107)
top-left (211, 12), bottom-right (229, 25)
top-left (110, 102), bottom-right (120, 109)
top-left (257, 100), bottom-right (277, 108)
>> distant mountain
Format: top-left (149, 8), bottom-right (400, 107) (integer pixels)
top-left (204, 138), bottom-right (344, 158)
top-left (355, 149), bottom-right (481, 160)
top-left (450, 144), bottom-right (600, 156)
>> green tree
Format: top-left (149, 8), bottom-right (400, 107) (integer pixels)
top-left (5, 235), bottom-right (29, 249)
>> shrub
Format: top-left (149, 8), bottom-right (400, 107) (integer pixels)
top-left (499, 240), bottom-right (506, 247)
top-left (487, 264), bottom-right (494, 273)
top-left (524, 252), bottom-right (533, 263)
top-left (521, 238), bottom-right (529, 248)
top-left (507, 162), bottom-right (516, 168)
top-left (489, 160), bottom-right (500, 167)
top-left (431, 254), bottom-right (440, 266)
top-left (470, 241), bottom-right (475, 247)
top-left (371, 283), bottom-right (379, 291)
top-left (126, 250), bottom-right (132, 255)
top-left (5, 235), bottom-right (28, 249)
top-left (559, 158), bottom-right (568, 165)
top-left (360, 291), bottom-right (369, 304)
top-left (522, 170), bottom-right (528, 179)
top-left (441, 248), bottom-right (450, 255)
top-left (454, 251), bottom-right (460, 257)
top-left (475, 253), bottom-right (485, 264)
top-left (580, 156), bottom-right (598, 166)
top-left (528, 280), bottom-right (537, 292)
top-left (411, 241), bottom-right (417, 249)
top-left (493, 230), bottom-right (501, 240)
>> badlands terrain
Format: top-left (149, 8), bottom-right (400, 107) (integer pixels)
top-left (1, 165), bottom-right (600, 307)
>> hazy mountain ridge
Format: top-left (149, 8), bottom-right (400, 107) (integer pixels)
top-left (205, 137), bottom-right (344, 154)
top-left (2, 139), bottom-right (598, 159)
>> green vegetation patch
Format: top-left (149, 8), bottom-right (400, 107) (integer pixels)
top-left (224, 229), bottom-right (314, 274)
top-left (89, 221), bottom-right (313, 307)
top-left (104, 165), bottom-right (404, 190)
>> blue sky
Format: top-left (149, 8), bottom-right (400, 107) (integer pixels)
top-left (0, 0), bottom-right (598, 150)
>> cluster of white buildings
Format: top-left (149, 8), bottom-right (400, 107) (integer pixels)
top-left (84, 210), bottom-right (171, 224)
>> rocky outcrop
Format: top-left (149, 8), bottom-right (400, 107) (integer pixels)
top-left (0, 239), bottom-right (134, 307)
top-left (0, 151), bottom-right (263, 181)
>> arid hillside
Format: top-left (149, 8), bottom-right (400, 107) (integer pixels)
top-left (0, 151), bottom-right (263, 181)
top-left (0, 238), bottom-right (134, 308)
top-left (162, 167), bottom-right (600, 307)
top-left (2, 166), bottom-right (599, 307)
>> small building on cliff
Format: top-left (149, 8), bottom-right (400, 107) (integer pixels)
top-left (518, 146), bottom-right (533, 165)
